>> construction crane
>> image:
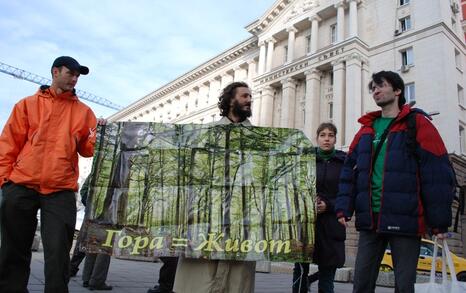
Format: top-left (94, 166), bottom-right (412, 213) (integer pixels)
top-left (0, 61), bottom-right (123, 110)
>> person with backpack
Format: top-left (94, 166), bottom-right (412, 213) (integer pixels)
top-left (335, 70), bottom-right (455, 293)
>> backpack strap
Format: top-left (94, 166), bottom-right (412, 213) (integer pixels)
top-left (371, 117), bottom-right (398, 170)
top-left (404, 108), bottom-right (432, 162)
top-left (405, 111), bottom-right (418, 162)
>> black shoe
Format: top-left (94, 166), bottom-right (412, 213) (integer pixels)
top-left (147, 285), bottom-right (173, 293)
top-left (89, 283), bottom-right (113, 290)
top-left (83, 281), bottom-right (89, 288)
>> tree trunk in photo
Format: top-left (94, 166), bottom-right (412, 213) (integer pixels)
top-left (139, 168), bottom-right (150, 226)
top-left (180, 148), bottom-right (187, 235)
top-left (284, 172), bottom-right (294, 240)
top-left (159, 150), bottom-right (165, 228)
top-left (260, 158), bottom-right (269, 241)
top-left (89, 124), bottom-right (109, 205)
top-left (240, 130), bottom-right (250, 240)
top-left (186, 148), bottom-right (197, 240)
top-left (292, 157), bottom-right (305, 242)
top-left (222, 128), bottom-right (232, 238)
top-left (98, 131), bottom-right (122, 221)
top-left (175, 145), bottom-right (181, 230)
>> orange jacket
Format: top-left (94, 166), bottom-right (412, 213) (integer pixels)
top-left (0, 86), bottom-right (97, 194)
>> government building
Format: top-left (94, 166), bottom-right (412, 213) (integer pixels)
top-left (108, 0), bottom-right (466, 262)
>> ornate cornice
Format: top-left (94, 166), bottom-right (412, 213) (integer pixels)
top-left (245, 0), bottom-right (293, 35)
top-left (108, 37), bottom-right (258, 121)
top-left (286, 0), bottom-right (320, 23)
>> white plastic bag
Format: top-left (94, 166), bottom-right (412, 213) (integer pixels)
top-left (415, 237), bottom-right (466, 293)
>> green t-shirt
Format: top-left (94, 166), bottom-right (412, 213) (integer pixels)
top-left (371, 117), bottom-right (394, 213)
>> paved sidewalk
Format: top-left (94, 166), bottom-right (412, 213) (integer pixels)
top-left (27, 251), bottom-right (394, 293)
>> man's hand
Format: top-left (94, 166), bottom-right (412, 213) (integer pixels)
top-left (338, 217), bottom-right (348, 227)
top-left (316, 199), bottom-right (327, 214)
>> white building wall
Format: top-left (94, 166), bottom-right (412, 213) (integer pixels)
top-left (109, 0), bottom-right (465, 153)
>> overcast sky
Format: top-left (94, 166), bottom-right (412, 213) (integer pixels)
top-left (0, 0), bottom-right (273, 130)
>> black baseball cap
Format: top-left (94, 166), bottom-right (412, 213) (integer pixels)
top-left (52, 56), bottom-right (89, 75)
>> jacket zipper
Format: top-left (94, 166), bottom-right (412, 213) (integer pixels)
top-left (377, 134), bottom-right (390, 233)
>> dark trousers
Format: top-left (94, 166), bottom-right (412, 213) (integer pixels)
top-left (292, 263), bottom-right (309, 293)
top-left (82, 253), bottom-right (111, 286)
top-left (293, 263), bottom-right (337, 293)
top-left (157, 257), bottom-right (178, 291)
top-left (318, 266), bottom-right (337, 293)
top-left (0, 183), bottom-right (76, 293)
top-left (352, 230), bottom-right (421, 293)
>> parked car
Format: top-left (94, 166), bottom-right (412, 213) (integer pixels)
top-left (380, 238), bottom-right (466, 281)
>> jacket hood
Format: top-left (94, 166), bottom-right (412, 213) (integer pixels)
top-left (38, 85), bottom-right (78, 101)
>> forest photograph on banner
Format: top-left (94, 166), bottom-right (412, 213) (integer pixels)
top-left (81, 122), bottom-right (317, 262)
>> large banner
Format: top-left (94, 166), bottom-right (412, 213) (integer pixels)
top-left (82, 122), bottom-right (316, 262)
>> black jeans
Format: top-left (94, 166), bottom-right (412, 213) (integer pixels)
top-left (292, 263), bottom-right (310, 293)
top-left (157, 257), bottom-right (178, 291)
top-left (0, 183), bottom-right (76, 293)
top-left (353, 230), bottom-right (421, 293)
top-left (293, 263), bottom-right (337, 293)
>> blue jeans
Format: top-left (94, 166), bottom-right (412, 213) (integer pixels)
top-left (352, 230), bottom-right (420, 293)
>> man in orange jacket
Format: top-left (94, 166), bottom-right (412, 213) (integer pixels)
top-left (0, 56), bottom-right (102, 293)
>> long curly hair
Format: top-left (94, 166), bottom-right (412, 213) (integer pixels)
top-left (218, 81), bottom-right (249, 117)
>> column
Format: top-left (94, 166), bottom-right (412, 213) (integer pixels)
top-left (208, 78), bottom-right (220, 106)
top-left (247, 60), bottom-right (257, 83)
top-left (258, 41), bottom-right (266, 74)
top-left (188, 88), bottom-right (199, 113)
top-left (304, 69), bottom-right (322, 141)
top-left (286, 26), bottom-right (298, 63)
top-left (234, 66), bottom-right (247, 82)
top-left (251, 89), bottom-right (261, 125)
top-left (260, 86), bottom-right (274, 127)
top-left (166, 99), bottom-right (173, 121)
top-left (361, 61), bottom-right (376, 113)
top-left (332, 58), bottom-right (346, 146)
top-left (348, 0), bottom-right (359, 38)
top-left (198, 84), bottom-right (208, 107)
top-left (345, 53), bottom-right (362, 145)
top-left (221, 73), bottom-right (234, 89)
top-left (310, 15), bottom-right (321, 54)
top-left (335, 1), bottom-right (345, 42)
top-left (180, 92), bottom-right (189, 116)
top-left (280, 78), bottom-right (297, 128)
top-left (159, 102), bottom-right (166, 122)
top-left (173, 96), bottom-right (180, 118)
top-left (266, 38), bottom-right (276, 72)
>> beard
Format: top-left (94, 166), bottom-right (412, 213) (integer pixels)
top-left (232, 99), bottom-right (252, 121)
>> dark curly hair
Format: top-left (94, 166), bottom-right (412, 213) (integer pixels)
top-left (218, 81), bottom-right (250, 117)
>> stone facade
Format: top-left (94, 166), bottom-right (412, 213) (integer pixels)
top-left (108, 0), bottom-right (466, 261)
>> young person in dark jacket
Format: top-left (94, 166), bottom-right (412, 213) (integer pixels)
top-left (293, 122), bottom-right (346, 293)
top-left (335, 71), bottom-right (455, 293)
